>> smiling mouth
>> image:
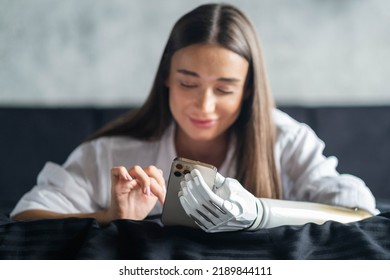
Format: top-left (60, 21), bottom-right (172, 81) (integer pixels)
top-left (189, 117), bottom-right (217, 128)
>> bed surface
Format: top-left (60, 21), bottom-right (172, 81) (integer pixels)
top-left (1, 211), bottom-right (390, 260)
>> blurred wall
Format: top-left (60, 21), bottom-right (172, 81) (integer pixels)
top-left (1, 0), bottom-right (389, 107)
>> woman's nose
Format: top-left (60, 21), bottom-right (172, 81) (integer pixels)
top-left (197, 89), bottom-right (216, 112)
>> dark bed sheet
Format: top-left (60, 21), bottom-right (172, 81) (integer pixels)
top-left (1, 212), bottom-right (390, 260)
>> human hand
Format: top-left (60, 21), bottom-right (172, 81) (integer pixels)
top-left (178, 169), bottom-right (263, 232)
top-left (107, 165), bottom-right (166, 222)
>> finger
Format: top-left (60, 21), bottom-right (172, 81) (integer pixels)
top-left (149, 177), bottom-right (166, 204)
top-left (111, 166), bottom-right (132, 181)
top-left (179, 186), bottom-right (198, 217)
top-left (184, 172), bottom-right (193, 183)
top-left (180, 180), bottom-right (199, 205)
top-left (181, 191), bottom-right (216, 229)
top-left (179, 184), bottom-right (212, 230)
top-left (179, 195), bottom-right (208, 231)
top-left (190, 169), bottom-right (225, 208)
top-left (113, 182), bottom-right (137, 197)
top-left (128, 165), bottom-right (151, 195)
top-left (191, 169), bottom-right (233, 218)
top-left (143, 165), bottom-right (166, 190)
top-left (111, 166), bottom-right (134, 195)
top-left (214, 172), bottom-right (225, 189)
top-left (181, 177), bottom-right (222, 226)
top-left (186, 174), bottom-right (209, 206)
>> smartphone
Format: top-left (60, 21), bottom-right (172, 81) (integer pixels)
top-left (161, 157), bottom-right (218, 228)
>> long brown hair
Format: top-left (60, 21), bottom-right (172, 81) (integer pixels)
top-left (89, 3), bottom-right (282, 199)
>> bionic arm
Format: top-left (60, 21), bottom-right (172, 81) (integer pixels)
top-left (179, 169), bottom-right (372, 233)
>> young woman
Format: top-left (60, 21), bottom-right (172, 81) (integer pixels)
top-left (11, 4), bottom-right (378, 230)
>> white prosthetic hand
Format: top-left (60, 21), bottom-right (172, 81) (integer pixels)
top-left (178, 169), bottom-right (263, 233)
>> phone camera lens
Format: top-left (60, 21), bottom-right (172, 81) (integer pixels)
top-left (175, 164), bottom-right (183, 170)
top-left (174, 171), bottom-right (182, 177)
top-left (183, 169), bottom-right (190, 175)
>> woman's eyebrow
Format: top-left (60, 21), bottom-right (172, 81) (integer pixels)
top-left (177, 69), bottom-right (199, 77)
top-left (177, 69), bottom-right (241, 83)
top-left (217, 77), bottom-right (241, 83)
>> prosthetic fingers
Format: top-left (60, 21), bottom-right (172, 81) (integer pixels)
top-left (178, 169), bottom-right (263, 232)
top-left (178, 169), bottom-right (373, 233)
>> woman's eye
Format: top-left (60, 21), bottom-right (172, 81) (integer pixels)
top-left (180, 82), bottom-right (197, 88)
top-left (217, 88), bottom-right (234, 94)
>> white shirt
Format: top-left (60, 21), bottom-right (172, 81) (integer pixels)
top-left (11, 109), bottom-right (378, 217)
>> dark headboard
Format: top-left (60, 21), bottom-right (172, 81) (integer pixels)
top-left (1, 106), bottom-right (389, 214)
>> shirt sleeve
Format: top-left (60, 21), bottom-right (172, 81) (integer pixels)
top-left (275, 112), bottom-right (379, 215)
top-left (10, 140), bottom-right (110, 217)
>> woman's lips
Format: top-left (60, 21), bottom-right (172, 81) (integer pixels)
top-left (189, 117), bottom-right (217, 128)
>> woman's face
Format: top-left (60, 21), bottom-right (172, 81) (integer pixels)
top-left (166, 44), bottom-right (249, 143)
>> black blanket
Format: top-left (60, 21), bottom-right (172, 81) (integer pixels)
top-left (1, 212), bottom-right (390, 260)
